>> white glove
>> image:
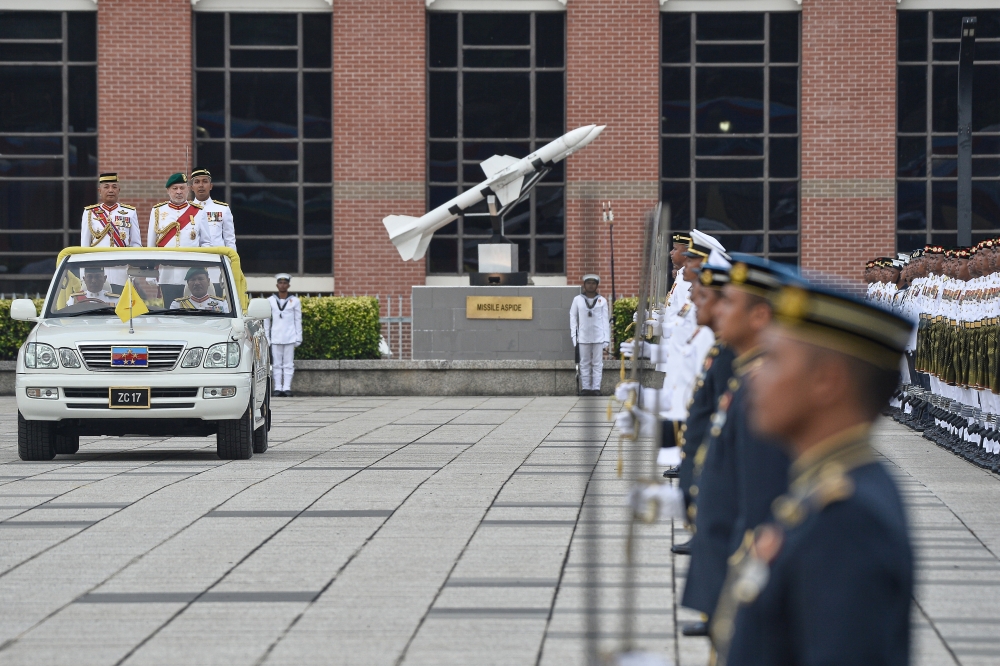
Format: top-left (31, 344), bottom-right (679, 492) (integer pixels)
top-left (657, 446), bottom-right (682, 468)
top-left (615, 380), bottom-right (640, 403)
top-left (648, 319), bottom-right (662, 336)
top-left (633, 409), bottom-right (658, 438)
top-left (614, 410), bottom-right (636, 438)
top-left (619, 340), bottom-right (634, 358)
top-left (628, 483), bottom-right (686, 522)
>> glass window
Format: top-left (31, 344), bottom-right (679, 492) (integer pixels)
top-left (897, 10), bottom-right (1000, 248)
top-left (661, 12), bottom-right (800, 264)
top-left (194, 13), bottom-right (333, 276)
top-left (0, 11), bottom-right (97, 293)
top-left (427, 12), bottom-right (566, 276)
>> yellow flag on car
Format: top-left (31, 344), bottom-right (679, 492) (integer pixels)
top-left (115, 278), bottom-right (149, 324)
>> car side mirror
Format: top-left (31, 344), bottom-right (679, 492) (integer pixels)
top-left (245, 298), bottom-right (271, 320)
top-left (10, 299), bottom-right (38, 322)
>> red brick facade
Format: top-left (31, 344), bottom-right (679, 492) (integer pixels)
top-left (97, 0), bottom-right (192, 238)
top-left (799, 0), bottom-right (897, 286)
top-left (566, 0), bottom-right (661, 297)
top-left (87, 1), bottom-right (900, 299)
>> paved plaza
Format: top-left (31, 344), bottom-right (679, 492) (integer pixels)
top-left (0, 396), bottom-right (998, 665)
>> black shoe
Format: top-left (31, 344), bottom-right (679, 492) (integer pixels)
top-left (285, 391), bottom-right (293, 398)
top-left (671, 540), bottom-right (691, 555)
top-left (681, 620), bottom-right (708, 636)
top-left (662, 467), bottom-right (679, 479)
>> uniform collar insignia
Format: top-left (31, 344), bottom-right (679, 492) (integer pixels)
top-left (101, 203), bottom-right (118, 212)
top-left (732, 346), bottom-right (765, 376)
top-left (168, 202), bottom-right (188, 210)
top-left (190, 294), bottom-right (213, 302)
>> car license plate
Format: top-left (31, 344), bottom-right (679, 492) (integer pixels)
top-left (109, 387), bottom-right (150, 409)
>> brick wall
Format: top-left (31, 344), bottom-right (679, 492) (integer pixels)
top-left (97, 0), bottom-right (192, 238)
top-left (565, 0), bottom-right (661, 297)
top-left (332, 0), bottom-right (425, 332)
top-left (800, 0), bottom-right (897, 285)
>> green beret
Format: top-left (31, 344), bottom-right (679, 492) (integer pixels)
top-left (165, 172), bottom-right (187, 188)
top-left (185, 266), bottom-right (209, 281)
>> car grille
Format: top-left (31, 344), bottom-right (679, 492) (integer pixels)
top-left (66, 403), bottom-right (195, 410)
top-left (63, 388), bottom-right (199, 399)
top-left (78, 345), bottom-right (185, 371)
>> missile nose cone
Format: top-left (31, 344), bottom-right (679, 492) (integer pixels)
top-left (562, 125), bottom-right (596, 148)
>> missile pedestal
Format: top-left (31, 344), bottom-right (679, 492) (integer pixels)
top-left (470, 212), bottom-right (529, 285)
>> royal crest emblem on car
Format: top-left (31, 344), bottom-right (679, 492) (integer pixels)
top-left (111, 346), bottom-right (148, 367)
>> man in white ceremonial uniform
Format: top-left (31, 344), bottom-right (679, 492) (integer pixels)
top-left (189, 167), bottom-right (237, 250)
top-left (169, 267), bottom-right (230, 313)
top-left (148, 173), bottom-right (210, 304)
top-left (81, 173), bottom-right (141, 290)
top-left (66, 268), bottom-right (119, 306)
top-left (570, 274), bottom-right (610, 396)
top-left (264, 274), bottom-right (302, 398)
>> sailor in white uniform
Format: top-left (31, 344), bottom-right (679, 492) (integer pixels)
top-left (570, 274), bottom-right (611, 396)
top-left (189, 167), bottom-right (237, 250)
top-left (264, 273), bottom-right (303, 397)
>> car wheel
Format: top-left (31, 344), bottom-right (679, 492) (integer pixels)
top-left (54, 430), bottom-right (80, 455)
top-left (217, 400), bottom-right (254, 460)
top-left (18, 412), bottom-right (55, 461)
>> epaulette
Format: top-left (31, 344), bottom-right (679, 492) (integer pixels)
top-left (120, 204), bottom-right (136, 210)
top-left (84, 204), bottom-right (99, 210)
top-left (69, 290), bottom-right (86, 297)
top-left (772, 471), bottom-right (855, 529)
top-left (106, 292), bottom-right (120, 298)
top-left (152, 201), bottom-right (169, 208)
top-left (190, 201), bottom-right (204, 209)
top-left (212, 199), bottom-right (229, 207)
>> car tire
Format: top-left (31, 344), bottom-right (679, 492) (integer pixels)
top-left (217, 400), bottom-right (254, 460)
top-left (18, 412), bottom-right (55, 461)
top-left (54, 431), bottom-right (80, 455)
top-left (253, 388), bottom-right (269, 454)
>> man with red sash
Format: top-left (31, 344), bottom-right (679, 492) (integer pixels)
top-left (147, 172), bottom-right (206, 248)
top-left (80, 173), bottom-right (141, 248)
top-left (148, 173), bottom-right (211, 304)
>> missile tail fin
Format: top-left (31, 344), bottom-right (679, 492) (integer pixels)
top-left (480, 154), bottom-right (519, 179)
top-left (491, 176), bottom-right (524, 207)
top-left (382, 214), bottom-right (419, 240)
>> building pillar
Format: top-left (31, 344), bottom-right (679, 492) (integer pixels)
top-left (97, 0), bottom-right (192, 238)
top-left (565, 0), bottom-right (660, 297)
top-left (800, 0), bottom-right (897, 288)
top-left (332, 0), bottom-right (426, 313)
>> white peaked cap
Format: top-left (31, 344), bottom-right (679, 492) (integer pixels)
top-left (275, 273), bottom-right (292, 281)
top-left (690, 228), bottom-right (727, 255)
top-left (707, 248), bottom-right (732, 269)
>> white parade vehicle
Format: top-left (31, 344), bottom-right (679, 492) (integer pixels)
top-left (11, 247), bottom-right (272, 461)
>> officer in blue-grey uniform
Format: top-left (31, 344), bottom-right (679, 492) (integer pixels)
top-left (675, 262), bottom-right (736, 548)
top-left (681, 255), bottom-right (791, 638)
top-left (712, 282), bottom-right (914, 666)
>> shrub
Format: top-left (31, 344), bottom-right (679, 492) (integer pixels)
top-left (0, 299), bottom-right (45, 360)
top-left (612, 297), bottom-right (638, 351)
top-left (297, 296), bottom-right (381, 360)
top-left (0, 297), bottom-right (381, 361)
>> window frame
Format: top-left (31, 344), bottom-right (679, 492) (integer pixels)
top-left (193, 11), bottom-right (333, 277)
top-left (0, 10), bottom-right (97, 285)
top-left (660, 11), bottom-right (802, 264)
top-left (425, 11), bottom-right (567, 277)
top-left (896, 9), bottom-right (1000, 251)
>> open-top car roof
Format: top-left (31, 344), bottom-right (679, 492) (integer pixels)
top-left (56, 246), bottom-right (249, 310)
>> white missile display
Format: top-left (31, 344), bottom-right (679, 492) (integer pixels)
top-left (383, 124), bottom-right (606, 261)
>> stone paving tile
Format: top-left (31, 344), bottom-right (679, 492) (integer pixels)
top-left (0, 399), bottom-right (993, 664)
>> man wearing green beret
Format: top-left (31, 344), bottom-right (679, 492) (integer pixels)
top-left (147, 172), bottom-right (205, 248)
top-left (169, 266), bottom-right (229, 313)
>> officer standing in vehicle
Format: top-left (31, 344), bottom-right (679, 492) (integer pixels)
top-left (712, 282), bottom-right (914, 666)
top-left (169, 267), bottom-right (230, 313)
top-left (571, 274), bottom-right (610, 396)
top-left (189, 167), bottom-right (237, 250)
top-left (264, 273), bottom-right (302, 398)
top-left (81, 173), bottom-right (142, 249)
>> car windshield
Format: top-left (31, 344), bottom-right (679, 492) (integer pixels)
top-left (46, 258), bottom-right (235, 318)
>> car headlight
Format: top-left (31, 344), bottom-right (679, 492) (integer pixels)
top-left (181, 348), bottom-right (205, 368)
top-left (58, 348), bottom-right (81, 368)
top-left (25, 343), bottom-right (58, 369)
top-left (204, 342), bottom-right (240, 368)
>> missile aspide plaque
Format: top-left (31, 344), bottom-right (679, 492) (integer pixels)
top-left (466, 296), bottom-right (533, 320)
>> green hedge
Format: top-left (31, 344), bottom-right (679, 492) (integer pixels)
top-left (612, 297), bottom-right (638, 352)
top-left (297, 296), bottom-right (381, 360)
top-left (0, 297), bottom-right (381, 361)
top-left (0, 299), bottom-right (45, 360)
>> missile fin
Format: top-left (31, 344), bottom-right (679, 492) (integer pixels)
top-left (412, 232), bottom-right (434, 261)
top-left (382, 215), bottom-right (419, 240)
top-left (491, 176), bottom-right (524, 207)
top-left (392, 231), bottom-right (426, 262)
top-left (480, 154), bottom-right (519, 179)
